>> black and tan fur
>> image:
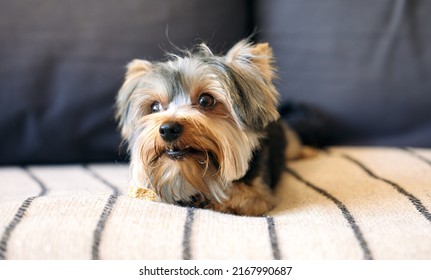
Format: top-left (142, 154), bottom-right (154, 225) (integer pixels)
top-left (116, 40), bottom-right (303, 216)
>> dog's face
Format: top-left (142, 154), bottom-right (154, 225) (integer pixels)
top-left (116, 41), bottom-right (280, 206)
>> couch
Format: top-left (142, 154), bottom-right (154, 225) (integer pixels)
top-left (1, 0), bottom-right (430, 259)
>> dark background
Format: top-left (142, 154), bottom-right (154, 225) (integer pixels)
top-left (1, 0), bottom-right (430, 165)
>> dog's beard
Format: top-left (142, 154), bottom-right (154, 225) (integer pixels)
top-left (149, 155), bottom-right (220, 204)
top-left (128, 113), bottom-right (261, 205)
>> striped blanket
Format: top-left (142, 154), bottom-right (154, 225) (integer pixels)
top-left (0, 147), bottom-right (430, 259)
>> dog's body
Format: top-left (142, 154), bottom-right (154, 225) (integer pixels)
top-left (116, 40), bottom-right (303, 216)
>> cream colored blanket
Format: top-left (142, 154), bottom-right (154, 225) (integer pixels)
top-left (1, 147), bottom-right (430, 259)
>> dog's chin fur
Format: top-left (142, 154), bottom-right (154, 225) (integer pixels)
top-left (116, 40), bottom-right (296, 216)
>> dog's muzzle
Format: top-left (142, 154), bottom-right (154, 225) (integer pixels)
top-left (159, 121), bottom-right (183, 142)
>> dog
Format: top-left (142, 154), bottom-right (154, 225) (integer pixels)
top-left (116, 40), bottom-right (304, 216)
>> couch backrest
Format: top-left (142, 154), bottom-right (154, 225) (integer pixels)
top-left (256, 0), bottom-right (431, 147)
top-left (1, 0), bottom-right (430, 165)
top-left (0, 0), bottom-right (251, 164)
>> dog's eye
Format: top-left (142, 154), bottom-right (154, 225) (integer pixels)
top-left (150, 101), bottom-right (161, 113)
top-left (198, 93), bottom-right (216, 109)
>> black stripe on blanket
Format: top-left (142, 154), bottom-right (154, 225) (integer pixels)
top-left (402, 147), bottom-right (431, 167)
top-left (83, 165), bottom-right (120, 260)
top-left (342, 154), bottom-right (431, 223)
top-left (285, 167), bottom-right (373, 260)
top-left (182, 207), bottom-right (195, 260)
top-left (0, 167), bottom-right (48, 260)
top-left (266, 216), bottom-right (281, 259)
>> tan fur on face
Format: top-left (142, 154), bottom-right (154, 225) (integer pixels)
top-left (129, 109), bottom-right (262, 203)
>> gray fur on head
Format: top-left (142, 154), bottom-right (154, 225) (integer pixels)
top-left (116, 40), bottom-right (280, 139)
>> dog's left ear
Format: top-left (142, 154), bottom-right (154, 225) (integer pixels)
top-left (226, 41), bottom-right (275, 81)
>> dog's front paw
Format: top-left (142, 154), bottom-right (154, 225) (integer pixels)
top-left (206, 181), bottom-right (276, 216)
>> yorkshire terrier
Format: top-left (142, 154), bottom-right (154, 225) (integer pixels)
top-left (116, 40), bottom-right (304, 216)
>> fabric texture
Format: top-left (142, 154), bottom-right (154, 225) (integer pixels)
top-left (1, 147), bottom-right (430, 259)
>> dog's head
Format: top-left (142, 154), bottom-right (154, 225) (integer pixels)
top-left (116, 40), bottom-right (280, 206)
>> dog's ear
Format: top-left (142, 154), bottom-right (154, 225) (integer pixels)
top-left (125, 59), bottom-right (153, 79)
top-left (116, 59), bottom-right (153, 139)
top-left (249, 43), bottom-right (275, 81)
top-left (224, 41), bottom-right (279, 130)
top-left (226, 40), bottom-right (275, 81)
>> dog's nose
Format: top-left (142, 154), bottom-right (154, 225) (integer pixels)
top-left (159, 122), bottom-right (183, 142)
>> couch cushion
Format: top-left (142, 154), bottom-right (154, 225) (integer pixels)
top-left (1, 147), bottom-right (430, 259)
